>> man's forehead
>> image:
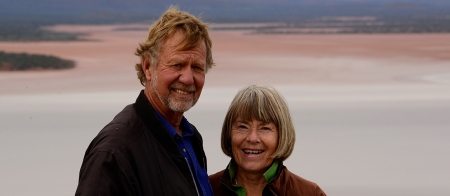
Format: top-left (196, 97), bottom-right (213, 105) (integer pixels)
top-left (168, 56), bottom-right (205, 64)
top-left (162, 30), bottom-right (205, 51)
top-left (163, 31), bottom-right (185, 46)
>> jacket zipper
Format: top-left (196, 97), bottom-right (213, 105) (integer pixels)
top-left (220, 178), bottom-right (239, 196)
top-left (185, 158), bottom-right (200, 196)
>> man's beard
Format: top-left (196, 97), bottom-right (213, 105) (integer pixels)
top-left (151, 74), bottom-right (197, 112)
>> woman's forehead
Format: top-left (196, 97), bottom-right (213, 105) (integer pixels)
top-left (234, 117), bottom-right (273, 124)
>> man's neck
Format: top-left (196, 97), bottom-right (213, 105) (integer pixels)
top-left (144, 89), bottom-right (184, 134)
top-left (153, 107), bottom-right (184, 135)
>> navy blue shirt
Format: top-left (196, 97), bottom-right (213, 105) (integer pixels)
top-left (155, 110), bottom-right (213, 196)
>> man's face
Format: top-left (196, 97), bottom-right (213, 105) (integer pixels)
top-left (148, 30), bottom-right (207, 113)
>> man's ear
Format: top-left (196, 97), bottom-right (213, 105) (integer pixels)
top-left (142, 56), bottom-right (152, 80)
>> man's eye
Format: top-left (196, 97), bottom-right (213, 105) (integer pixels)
top-left (193, 65), bottom-right (204, 71)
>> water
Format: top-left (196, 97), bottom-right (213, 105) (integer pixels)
top-left (1, 84), bottom-right (450, 195)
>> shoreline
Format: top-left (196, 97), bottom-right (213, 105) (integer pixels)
top-left (1, 24), bottom-right (450, 95)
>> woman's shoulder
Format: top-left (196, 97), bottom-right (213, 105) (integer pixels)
top-left (282, 167), bottom-right (318, 185)
top-left (209, 169), bottom-right (226, 181)
top-left (272, 166), bottom-right (327, 196)
top-left (208, 169), bottom-right (230, 196)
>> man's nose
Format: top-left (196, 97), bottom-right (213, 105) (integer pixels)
top-left (178, 66), bottom-right (194, 86)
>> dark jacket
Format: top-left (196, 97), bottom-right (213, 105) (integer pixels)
top-left (75, 90), bottom-right (207, 196)
top-left (209, 162), bottom-right (326, 196)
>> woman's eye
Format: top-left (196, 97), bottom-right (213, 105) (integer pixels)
top-left (233, 125), bottom-right (248, 133)
top-left (261, 127), bottom-right (271, 130)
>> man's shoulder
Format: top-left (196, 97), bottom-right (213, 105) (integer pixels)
top-left (109, 104), bottom-right (137, 125)
top-left (88, 104), bottom-right (144, 153)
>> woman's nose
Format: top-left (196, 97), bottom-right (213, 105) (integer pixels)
top-left (246, 128), bottom-right (260, 143)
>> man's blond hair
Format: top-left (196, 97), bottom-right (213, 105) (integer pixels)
top-left (135, 6), bottom-right (214, 85)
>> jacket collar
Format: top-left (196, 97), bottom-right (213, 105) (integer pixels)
top-left (227, 159), bottom-right (279, 183)
top-left (134, 90), bottom-right (182, 156)
top-left (134, 90), bottom-right (207, 169)
top-left (219, 160), bottom-right (284, 195)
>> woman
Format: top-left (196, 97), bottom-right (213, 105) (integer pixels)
top-left (209, 85), bottom-right (326, 196)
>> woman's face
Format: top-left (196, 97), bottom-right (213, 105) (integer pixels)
top-left (231, 118), bottom-right (278, 174)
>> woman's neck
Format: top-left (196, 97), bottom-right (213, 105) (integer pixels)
top-left (235, 171), bottom-right (267, 196)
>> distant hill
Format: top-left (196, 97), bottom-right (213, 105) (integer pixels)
top-left (1, 0), bottom-right (449, 23)
top-left (0, 0), bottom-right (449, 41)
top-left (0, 22), bottom-right (85, 41)
top-left (0, 51), bottom-right (75, 71)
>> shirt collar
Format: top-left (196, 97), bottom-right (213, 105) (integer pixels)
top-left (153, 108), bottom-right (194, 137)
top-left (228, 159), bottom-right (279, 183)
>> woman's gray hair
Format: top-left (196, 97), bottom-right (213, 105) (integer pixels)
top-left (221, 85), bottom-right (296, 161)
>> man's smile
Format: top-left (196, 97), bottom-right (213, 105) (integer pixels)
top-left (174, 89), bottom-right (191, 95)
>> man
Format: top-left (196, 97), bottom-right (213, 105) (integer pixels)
top-left (75, 7), bottom-right (214, 196)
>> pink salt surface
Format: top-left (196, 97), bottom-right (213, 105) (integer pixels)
top-left (1, 24), bottom-right (450, 95)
